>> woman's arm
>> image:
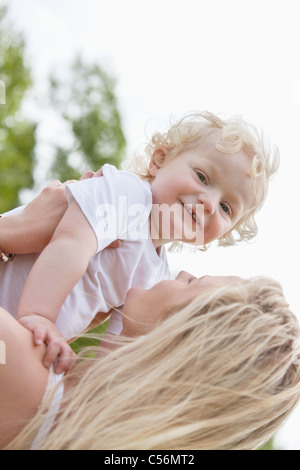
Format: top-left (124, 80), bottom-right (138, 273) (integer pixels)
top-left (0, 170), bottom-right (103, 255)
top-left (0, 180), bottom-right (69, 254)
top-left (0, 307), bottom-right (49, 448)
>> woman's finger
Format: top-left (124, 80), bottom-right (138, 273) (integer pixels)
top-left (61, 179), bottom-right (78, 187)
top-left (79, 171), bottom-right (95, 181)
top-left (93, 168), bottom-right (103, 178)
top-left (107, 240), bottom-right (122, 249)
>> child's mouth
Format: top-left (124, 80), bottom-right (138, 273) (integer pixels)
top-left (183, 204), bottom-right (202, 228)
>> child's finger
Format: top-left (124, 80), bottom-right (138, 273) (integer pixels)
top-left (43, 342), bottom-right (61, 369)
top-left (54, 345), bottom-right (77, 375)
top-left (33, 325), bottom-right (47, 346)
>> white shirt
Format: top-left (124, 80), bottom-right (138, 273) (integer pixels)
top-left (0, 165), bottom-right (170, 338)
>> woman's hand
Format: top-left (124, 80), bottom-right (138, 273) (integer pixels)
top-left (17, 171), bottom-right (103, 253)
top-left (0, 169), bottom-right (121, 254)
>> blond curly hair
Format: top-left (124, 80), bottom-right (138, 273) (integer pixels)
top-left (123, 111), bottom-right (280, 247)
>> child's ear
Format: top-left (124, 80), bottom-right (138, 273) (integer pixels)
top-left (149, 148), bottom-right (167, 177)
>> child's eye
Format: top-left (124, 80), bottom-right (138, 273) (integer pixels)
top-left (196, 170), bottom-right (207, 184)
top-left (220, 202), bottom-right (231, 216)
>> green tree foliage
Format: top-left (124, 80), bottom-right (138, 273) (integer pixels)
top-left (48, 56), bottom-right (126, 182)
top-left (260, 437), bottom-right (275, 450)
top-left (0, 5), bottom-right (36, 213)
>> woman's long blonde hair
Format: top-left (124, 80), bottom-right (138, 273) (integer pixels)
top-left (7, 277), bottom-right (300, 450)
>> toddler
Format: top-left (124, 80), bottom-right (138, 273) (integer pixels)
top-left (0, 111), bottom-right (279, 372)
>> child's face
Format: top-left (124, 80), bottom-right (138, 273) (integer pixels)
top-left (149, 132), bottom-right (255, 246)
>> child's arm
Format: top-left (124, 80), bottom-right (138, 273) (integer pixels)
top-left (18, 199), bottom-right (97, 320)
top-left (17, 199), bottom-right (98, 371)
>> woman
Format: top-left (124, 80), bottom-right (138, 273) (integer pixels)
top-left (1, 180), bottom-right (300, 450)
top-left (1, 271), bottom-right (300, 450)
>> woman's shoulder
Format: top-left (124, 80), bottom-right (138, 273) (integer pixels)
top-left (0, 308), bottom-right (49, 448)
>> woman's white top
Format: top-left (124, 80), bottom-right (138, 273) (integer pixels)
top-left (30, 366), bottom-right (64, 450)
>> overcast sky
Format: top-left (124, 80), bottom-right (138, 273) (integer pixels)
top-left (3, 0), bottom-right (300, 449)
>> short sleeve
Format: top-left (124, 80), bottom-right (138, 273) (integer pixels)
top-left (65, 165), bottom-right (152, 252)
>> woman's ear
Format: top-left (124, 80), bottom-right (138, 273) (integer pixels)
top-left (149, 148), bottom-right (167, 177)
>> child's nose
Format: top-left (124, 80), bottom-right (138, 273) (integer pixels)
top-left (197, 190), bottom-right (219, 215)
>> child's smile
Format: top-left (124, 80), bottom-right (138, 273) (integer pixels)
top-left (149, 131), bottom-right (255, 247)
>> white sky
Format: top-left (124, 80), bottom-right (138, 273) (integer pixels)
top-left (3, 0), bottom-right (300, 449)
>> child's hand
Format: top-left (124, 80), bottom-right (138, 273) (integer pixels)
top-left (18, 315), bottom-right (76, 374)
